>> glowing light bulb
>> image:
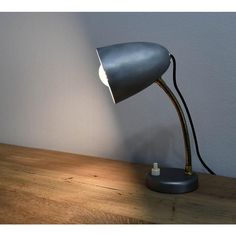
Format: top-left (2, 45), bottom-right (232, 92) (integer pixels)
top-left (99, 65), bottom-right (109, 87)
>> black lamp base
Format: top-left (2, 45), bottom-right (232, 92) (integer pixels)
top-left (145, 168), bottom-right (198, 194)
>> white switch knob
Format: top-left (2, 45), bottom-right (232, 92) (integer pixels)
top-left (151, 162), bottom-right (160, 176)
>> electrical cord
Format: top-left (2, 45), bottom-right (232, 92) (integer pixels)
top-left (170, 54), bottom-right (216, 175)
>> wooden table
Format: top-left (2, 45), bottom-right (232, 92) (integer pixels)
top-left (0, 143), bottom-right (236, 224)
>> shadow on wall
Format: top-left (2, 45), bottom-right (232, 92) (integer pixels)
top-left (112, 124), bottom-right (185, 169)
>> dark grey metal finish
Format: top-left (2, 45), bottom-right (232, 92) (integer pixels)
top-left (96, 42), bottom-right (171, 103)
top-left (146, 168), bottom-right (198, 193)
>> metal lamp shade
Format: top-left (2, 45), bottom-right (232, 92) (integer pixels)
top-left (96, 42), bottom-right (171, 103)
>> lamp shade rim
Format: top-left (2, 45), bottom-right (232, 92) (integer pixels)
top-left (96, 49), bottom-right (117, 103)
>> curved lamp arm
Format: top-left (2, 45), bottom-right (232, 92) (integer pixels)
top-left (156, 78), bottom-right (192, 175)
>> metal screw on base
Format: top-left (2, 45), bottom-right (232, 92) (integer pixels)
top-left (151, 163), bottom-right (160, 176)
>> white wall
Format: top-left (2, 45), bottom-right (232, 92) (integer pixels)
top-left (0, 13), bottom-right (236, 178)
top-left (0, 13), bottom-right (123, 158)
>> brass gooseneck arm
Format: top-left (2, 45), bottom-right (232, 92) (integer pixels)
top-left (156, 78), bottom-right (192, 175)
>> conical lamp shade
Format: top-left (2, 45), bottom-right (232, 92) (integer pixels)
top-left (96, 42), bottom-right (171, 103)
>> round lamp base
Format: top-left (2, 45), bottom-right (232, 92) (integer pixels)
top-left (146, 168), bottom-right (198, 194)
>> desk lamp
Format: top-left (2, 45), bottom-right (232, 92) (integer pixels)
top-left (96, 42), bottom-right (214, 193)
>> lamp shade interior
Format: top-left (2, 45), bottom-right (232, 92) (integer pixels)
top-left (96, 42), bottom-right (171, 103)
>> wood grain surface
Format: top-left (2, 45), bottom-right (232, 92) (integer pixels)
top-left (0, 143), bottom-right (236, 224)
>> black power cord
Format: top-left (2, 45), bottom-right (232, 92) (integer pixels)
top-left (170, 54), bottom-right (216, 175)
